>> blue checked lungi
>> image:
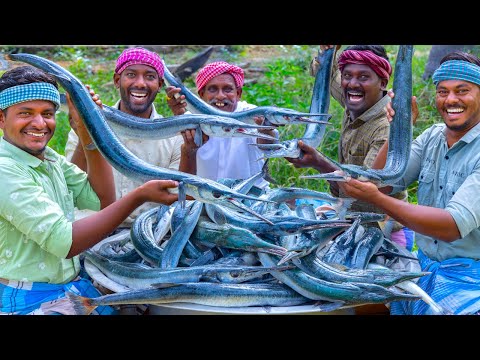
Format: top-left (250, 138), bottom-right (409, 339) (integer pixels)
top-left (390, 249), bottom-right (480, 315)
top-left (0, 276), bottom-right (117, 315)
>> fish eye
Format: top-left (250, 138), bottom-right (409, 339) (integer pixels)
top-left (212, 191), bottom-right (222, 199)
top-left (223, 127), bottom-right (231, 132)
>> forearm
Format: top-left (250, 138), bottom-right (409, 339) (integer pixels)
top-left (83, 148), bottom-right (116, 209)
top-left (68, 189), bottom-right (146, 257)
top-left (371, 141), bottom-right (389, 169)
top-left (70, 143), bottom-right (87, 171)
top-left (368, 191), bottom-right (461, 242)
top-left (179, 148), bottom-right (197, 174)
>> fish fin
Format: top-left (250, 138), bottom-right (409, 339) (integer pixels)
top-left (150, 283), bottom-right (182, 289)
top-left (313, 300), bottom-right (346, 312)
top-left (178, 182), bottom-right (186, 208)
top-left (194, 125), bottom-right (203, 147)
top-left (65, 292), bottom-right (96, 315)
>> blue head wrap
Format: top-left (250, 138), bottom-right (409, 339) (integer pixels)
top-left (432, 60), bottom-right (480, 87)
top-left (0, 82), bottom-right (60, 110)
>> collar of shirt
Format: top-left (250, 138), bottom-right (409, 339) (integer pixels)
top-left (0, 137), bottom-right (58, 167)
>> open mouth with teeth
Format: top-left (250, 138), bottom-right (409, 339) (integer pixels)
top-left (25, 131), bottom-right (47, 138)
top-left (347, 91), bottom-right (364, 103)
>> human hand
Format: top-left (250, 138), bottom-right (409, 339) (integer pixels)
top-left (139, 180), bottom-right (179, 205)
top-left (339, 178), bottom-right (380, 202)
top-left (319, 45), bottom-right (340, 52)
top-left (68, 85), bottom-right (102, 135)
top-left (165, 86), bottom-right (187, 115)
top-left (386, 90), bottom-right (419, 125)
top-left (285, 140), bottom-right (321, 168)
top-left (181, 129), bottom-right (208, 154)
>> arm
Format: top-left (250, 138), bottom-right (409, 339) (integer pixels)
top-left (69, 179), bottom-right (179, 257)
top-left (179, 129), bottom-right (206, 174)
top-left (340, 179), bottom-right (461, 241)
top-left (66, 87), bottom-right (115, 209)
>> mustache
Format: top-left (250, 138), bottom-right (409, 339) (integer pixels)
top-left (208, 98), bottom-right (234, 107)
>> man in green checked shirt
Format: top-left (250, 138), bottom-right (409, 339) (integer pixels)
top-left (0, 65), bottom-right (178, 315)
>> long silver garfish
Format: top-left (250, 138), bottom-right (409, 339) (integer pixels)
top-left (162, 60), bottom-right (332, 126)
top-left (205, 203), bottom-right (351, 237)
top-left (5, 52), bottom-right (275, 222)
top-left (64, 282), bottom-right (311, 315)
top-left (190, 216), bottom-right (288, 257)
top-left (250, 186), bottom-right (355, 219)
top-left (85, 250), bottom-right (290, 289)
top-left (101, 104), bottom-right (278, 143)
top-left (254, 47), bottom-right (335, 159)
top-left (293, 251), bottom-right (428, 288)
top-left (300, 45), bottom-right (414, 186)
top-left (367, 263), bottom-right (452, 315)
top-left (258, 252), bottom-right (420, 304)
top-left (159, 200), bottom-right (204, 269)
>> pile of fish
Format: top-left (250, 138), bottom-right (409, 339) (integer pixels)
top-left (62, 175), bottom-right (435, 315)
top-left (2, 47), bottom-right (449, 315)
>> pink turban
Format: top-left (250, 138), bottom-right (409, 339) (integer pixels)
top-left (115, 47), bottom-right (164, 78)
top-left (195, 61), bottom-right (244, 92)
top-left (338, 50), bottom-right (392, 80)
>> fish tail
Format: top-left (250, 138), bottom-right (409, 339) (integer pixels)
top-left (66, 291), bottom-right (98, 316)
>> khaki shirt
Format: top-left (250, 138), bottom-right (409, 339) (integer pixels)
top-left (311, 48), bottom-right (408, 231)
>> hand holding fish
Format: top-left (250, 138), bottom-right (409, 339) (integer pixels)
top-left (386, 89), bottom-right (419, 126)
top-left (165, 85), bottom-right (187, 115)
top-left (67, 85), bottom-right (102, 148)
top-left (285, 140), bottom-right (337, 173)
top-left (135, 179), bottom-right (179, 206)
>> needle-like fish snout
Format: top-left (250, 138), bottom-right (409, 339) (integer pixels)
top-left (236, 128), bottom-right (278, 140)
top-left (226, 198), bottom-right (275, 225)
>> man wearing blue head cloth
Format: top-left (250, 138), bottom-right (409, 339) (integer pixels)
top-left (338, 51), bottom-right (480, 315)
top-left (0, 65), bottom-right (179, 315)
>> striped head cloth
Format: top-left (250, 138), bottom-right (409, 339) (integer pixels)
top-left (432, 60), bottom-right (480, 87)
top-left (0, 82), bottom-right (60, 110)
top-left (338, 50), bottom-right (392, 80)
top-left (115, 47), bottom-right (164, 78)
top-left (195, 61), bottom-right (244, 92)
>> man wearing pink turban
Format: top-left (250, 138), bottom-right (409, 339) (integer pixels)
top-left (177, 61), bottom-right (278, 188)
top-left (65, 47), bottom-right (185, 228)
top-left (286, 45), bottom-right (418, 314)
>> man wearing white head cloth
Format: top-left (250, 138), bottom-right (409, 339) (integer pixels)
top-left (339, 51), bottom-right (480, 315)
top-left (178, 60), bottom-right (278, 188)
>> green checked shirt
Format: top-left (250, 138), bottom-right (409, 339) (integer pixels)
top-left (311, 49), bottom-right (408, 230)
top-left (0, 138), bottom-right (101, 284)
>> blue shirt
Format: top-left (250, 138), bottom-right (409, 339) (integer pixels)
top-left (392, 122), bottom-right (480, 261)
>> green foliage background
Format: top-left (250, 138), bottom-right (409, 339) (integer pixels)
top-left (0, 45), bottom-right (444, 204)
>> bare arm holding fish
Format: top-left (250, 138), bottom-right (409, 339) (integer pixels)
top-left (338, 179), bottom-right (461, 242)
top-left (66, 88), bottom-right (115, 209)
top-left (69, 179), bottom-right (179, 258)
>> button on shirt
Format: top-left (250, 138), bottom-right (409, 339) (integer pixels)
top-left (391, 122), bottom-right (480, 261)
top-left (0, 139), bottom-right (101, 283)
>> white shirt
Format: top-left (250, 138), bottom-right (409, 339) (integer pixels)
top-left (65, 101), bottom-right (183, 227)
top-left (196, 100), bottom-right (269, 188)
